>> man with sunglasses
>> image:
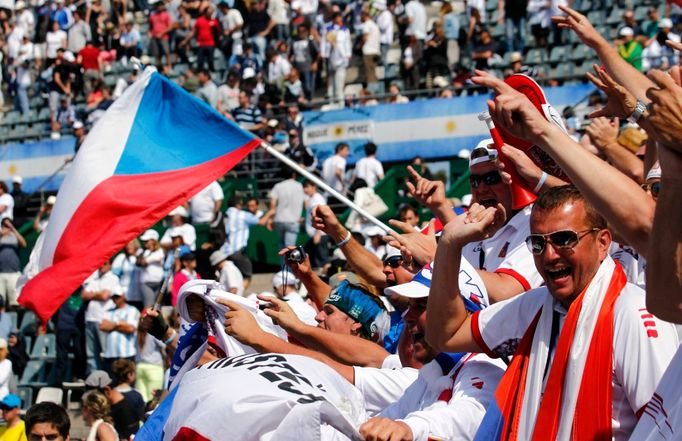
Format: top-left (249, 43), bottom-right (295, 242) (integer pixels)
top-left (426, 185), bottom-right (678, 441)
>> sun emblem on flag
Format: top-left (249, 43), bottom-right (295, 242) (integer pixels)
top-left (335, 126), bottom-right (344, 137)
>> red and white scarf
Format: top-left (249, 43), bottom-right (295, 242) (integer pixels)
top-left (498, 256), bottom-right (627, 441)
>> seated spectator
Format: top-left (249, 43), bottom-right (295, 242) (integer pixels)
top-left (617, 27), bottom-right (643, 71)
top-left (386, 83), bottom-right (409, 104)
top-left (471, 29), bottom-right (499, 70)
top-left (119, 21), bottom-right (141, 64)
top-left (196, 68), bottom-right (218, 109)
top-left (25, 402), bottom-right (70, 441)
top-left (216, 70), bottom-right (241, 117)
top-left (232, 90), bottom-right (265, 133)
top-left (7, 333), bottom-right (28, 379)
top-left (230, 42), bottom-right (262, 77)
top-left (111, 359), bottom-right (145, 420)
top-left (82, 390), bottom-right (118, 441)
top-left (282, 68), bottom-right (304, 103)
top-left (210, 250), bottom-right (244, 296)
top-left (51, 95), bottom-right (76, 138)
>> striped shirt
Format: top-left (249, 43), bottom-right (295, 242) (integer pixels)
top-left (103, 304), bottom-right (140, 359)
top-left (223, 207), bottom-right (260, 255)
top-left (232, 106), bottom-right (262, 130)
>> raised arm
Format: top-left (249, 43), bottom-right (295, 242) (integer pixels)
top-left (472, 71), bottom-right (655, 254)
top-left (263, 296), bottom-right (390, 367)
top-left (279, 247), bottom-right (332, 309)
top-left (311, 205), bottom-right (387, 288)
top-left (426, 204), bottom-right (504, 353)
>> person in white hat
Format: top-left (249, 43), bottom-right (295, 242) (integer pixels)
top-left (0, 182), bottom-right (14, 224)
top-left (617, 26), bottom-right (643, 71)
top-left (160, 206), bottom-right (196, 250)
top-left (33, 195), bottom-right (56, 232)
top-left (209, 250), bottom-right (244, 296)
top-left (137, 229), bottom-right (165, 308)
top-left (99, 288), bottom-right (140, 374)
top-left (261, 270), bottom-right (317, 325)
top-left (10, 176), bottom-right (29, 226)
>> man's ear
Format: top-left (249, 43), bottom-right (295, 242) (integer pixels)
top-left (350, 321), bottom-right (363, 336)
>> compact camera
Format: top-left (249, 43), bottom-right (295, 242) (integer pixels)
top-left (285, 246), bottom-right (307, 263)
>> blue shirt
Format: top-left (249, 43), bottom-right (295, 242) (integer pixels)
top-left (222, 207), bottom-right (260, 255)
top-left (103, 305), bottom-right (140, 359)
top-left (443, 13), bottom-right (460, 40)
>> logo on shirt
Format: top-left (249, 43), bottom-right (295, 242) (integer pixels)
top-left (470, 377), bottom-right (484, 389)
top-left (639, 308), bottom-right (659, 338)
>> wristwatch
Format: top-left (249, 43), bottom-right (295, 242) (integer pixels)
top-left (627, 100), bottom-right (647, 124)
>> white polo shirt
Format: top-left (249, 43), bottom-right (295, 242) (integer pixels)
top-left (461, 205), bottom-right (543, 292)
top-left (354, 356), bottom-right (419, 415)
top-left (219, 260), bottom-right (244, 297)
top-left (160, 223), bottom-right (197, 250)
top-left (83, 270), bottom-right (120, 323)
top-left (322, 155), bottom-right (347, 193)
top-left (190, 181), bottom-right (224, 224)
top-left (354, 156), bottom-right (384, 188)
top-left (629, 346), bottom-right (682, 441)
top-left (380, 353), bottom-right (506, 441)
top-left (471, 284), bottom-right (679, 440)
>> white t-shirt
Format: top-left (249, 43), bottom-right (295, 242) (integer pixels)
top-left (140, 248), bottom-right (165, 284)
top-left (380, 354), bottom-right (506, 441)
top-left (221, 8), bottom-right (244, 39)
top-left (217, 84), bottom-right (240, 112)
top-left (361, 19), bottom-right (381, 56)
top-left (354, 156), bottom-right (384, 188)
top-left (354, 359), bottom-right (419, 415)
top-left (377, 10), bottom-right (394, 45)
top-left (322, 155), bottom-right (347, 193)
top-left (160, 223), bottom-right (197, 250)
top-left (471, 284), bottom-right (679, 440)
top-left (461, 205), bottom-right (543, 292)
top-left (609, 243), bottom-right (646, 289)
top-left (628, 346), bottom-right (682, 441)
top-left (164, 353), bottom-right (366, 440)
top-left (270, 179), bottom-right (305, 224)
top-left (304, 192), bottom-right (326, 237)
top-left (190, 181), bottom-right (224, 224)
top-left (405, 0), bottom-right (427, 40)
top-left (83, 270), bottom-right (120, 323)
top-left (45, 30), bottom-right (67, 59)
top-left (0, 359), bottom-right (12, 399)
top-left (0, 193), bottom-right (14, 221)
top-left (219, 260), bottom-right (244, 297)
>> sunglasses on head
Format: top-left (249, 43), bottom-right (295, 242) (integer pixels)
top-left (383, 255), bottom-right (403, 268)
top-left (525, 228), bottom-right (600, 255)
top-left (641, 181), bottom-right (661, 199)
top-left (469, 171), bottom-right (503, 189)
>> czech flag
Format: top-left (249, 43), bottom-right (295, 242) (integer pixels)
top-left (18, 68), bottom-right (259, 323)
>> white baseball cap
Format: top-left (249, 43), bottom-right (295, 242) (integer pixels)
top-left (46, 195), bottom-right (57, 205)
top-left (619, 26), bottom-right (634, 37)
top-left (469, 138), bottom-right (497, 167)
top-left (12, 176), bottom-right (22, 184)
top-left (272, 270), bottom-right (298, 288)
top-left (168, 206), bottom-right (188, 218)
top-left (384, 262), bottom-right (433, 298)
top-left (659, 18), bottom-right (673, 29)
top-left (139, 229), bottom-right (159, 242)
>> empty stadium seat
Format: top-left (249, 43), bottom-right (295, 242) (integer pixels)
top-left (4, 311), bottom-right (17, 332)
top-left (19, 360), bottom-right (49, 388)
top-left (16, 386), bottom-right (33, 409)
top-left (36, 387), bottom-right (63, 405)
top-left (20, 310), bottom-right (36, 333)
top-left (549, 46), bottom-right (569, 64)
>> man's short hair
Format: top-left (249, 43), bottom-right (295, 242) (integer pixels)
top-left (303, 179), bottom-right (317, 188)
top-left (335, 142), bottom-right (349, 153)
top-left (197, 68), bottom-right (210, 77)
top-left (230, 195), bottom-right (244, 207)
top-left (111, 358), bottom-right (136, 385)
top-left (364, 142), bottom-right (377, 156)
top-left (25, 402), bottom-right (71, 437)
top-left (533, 185), bottom-right (607, 230)
top-left (398, 204), bottom-right (418, 219)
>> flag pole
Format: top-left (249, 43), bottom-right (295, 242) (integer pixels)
top-left (259, 142), bottom-right (395, 234)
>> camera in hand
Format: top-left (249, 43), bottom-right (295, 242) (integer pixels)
top-left (285, 246), bottom-right (306, 263)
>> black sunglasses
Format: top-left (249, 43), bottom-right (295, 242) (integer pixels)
top-left (525, 228), bottom-right (600, 255)
top-left (641, 181), bottom-right (661, 199)
top-left (469, 171), bottom-right (503, 189)
top-left (383, 255), bottom-right (403, 268)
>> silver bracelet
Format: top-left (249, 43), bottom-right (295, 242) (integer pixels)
top-left (533, 171), bottom-right (548, 193)
top-left (627, 100), bottom-right (647, 124)
top-left (336, 231), bottom-right (352, 247)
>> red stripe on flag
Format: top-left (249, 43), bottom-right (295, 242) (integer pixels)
top-left (19, 141), bottom-right (258, 323)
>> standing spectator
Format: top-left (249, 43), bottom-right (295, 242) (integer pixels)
top-left (82, 391), bottom-right (118, 441)
top-left (189, 181), bottom-right (224, 225)
top-left (196, 68), bottom-right (218, 108)
top-left (266, 45), bottom-right (292, 89)
top-left (302, 180), bottom-right (329, 267)
top-left (291, 25), bottom-right (319, 99)
top-left (210, 250), bottom-right (244, 296)
top-left (360, 10), bottom-right (380, 84)
top-left (77, 40), bottom-right (102, 97)
top-left (135, 322), bottom-right (165, 403)
top-left (424, 24), bottom-right (449, 78)
top-left (82, 260), bottom-right (120, 374)
top-left (354, 142), bottom-right (384, 188)
top-left (232, 90), bottom-right (265, 133)
top-left (376, 1), bottom-right (394, 67)
top-left (617, 27), bottom-right (643, 71)
top-left (49, 51), bottom-right (74, 128)
top-left (403, 0), bottom-right (426, 63)
top-left (67, 10), bottom-right (91, 54)
top-left (99, 290), bottom-right (140, 374)
top-left (111, 240), bottom-right (142, 310)
top-left (148, 1), bottom-right (173, 70)
top-left (25, 402), bottom-right (70, 441)
top-left (498, 0), bottom-right (528, 53)
top-left (223, 196), bottom-right (273, 287)
top-left (0, 184), bottom-right (13, 223)
top-left (9, 178), bottom-right (27, 228)
top-left (13, 57), bottom-right (31, 116)
top-left (0, 339), bottom-right (10, 399)
top-left (160, 206), bottom-right (196, 250)
top-left (216, 70), bottom-right (241, 116)
top-left (402, 35), bottom-right (419, 89)
top-left (0, 219), bottom-right (25, 308)
top-left (15, 2), bottom-right (34, 39)
top-left (269, 170), bottom-right (305, 249)
top-left (247, 0), bottom-right (274, 58)
top-left (0, 299), bottom-right (12, 341)
top-left (321, 142), bottom-right (349, 193)
top-left (268, 0), bottom-right (289, 42)
top-left (136, 229), bottom-right (164, 309)
top-left (0, 394), bottom-right (25, 441)
top-left (119, 21), bottom-right (142, 64)
top-left (51, 0), bottom-right (73, 31)
top-left (186, 6), bottom-right (219, 72)
top-left (33, 196), bottom-right (55, 233)
top-left (441, 1), bottom-right (460, 69)
top-left (52, 95), bottom-right (76, 137)
top-left (217, 1), bottom-right (244, 61)
top-left (173, 5), bottom-right (191, 65)
top-left (321, 12), bottom-right (351, 105)
top-left (171, 250), bottom-right (200, 306)
top-left (52, 291), bottom-right (85, 386)
top-left (7, 333), bottom-right (28, 379)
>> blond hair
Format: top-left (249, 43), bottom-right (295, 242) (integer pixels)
top-left (83, 391), bottom-right (113, 423)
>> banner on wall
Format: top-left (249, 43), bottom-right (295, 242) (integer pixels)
top-left (302, 83), bottom-right (595, 165)
top-left (0, 137), bottom-right (75, 193)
